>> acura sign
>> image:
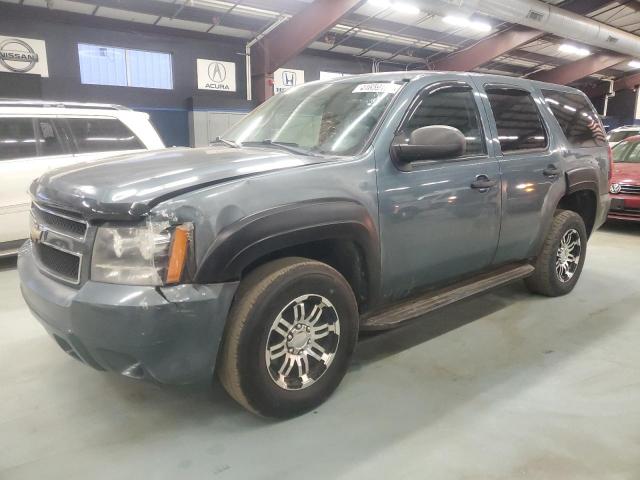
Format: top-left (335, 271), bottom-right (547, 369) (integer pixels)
top-left (0, 35), bottom-right (48, 76)
top-left (197, 58), bottom-right (236, 92)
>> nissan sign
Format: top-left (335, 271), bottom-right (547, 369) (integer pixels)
top-left (0, 36), bottom-right (48, 76)
top-left (197, 58), bottom-right (236, 92)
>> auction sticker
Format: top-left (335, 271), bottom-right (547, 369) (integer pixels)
top-left (352, 83), bottom-right (402, 94)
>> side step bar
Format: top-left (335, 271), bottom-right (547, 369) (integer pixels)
top-left (361, 263), bottom-right (535, 331)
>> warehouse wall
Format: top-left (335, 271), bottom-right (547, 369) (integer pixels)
top-left (606, 89), bottom-right (638, 128)
top-left (0, 4), bottom-right (254, 146)
top-left (0, 4), bottom-right (382, 147)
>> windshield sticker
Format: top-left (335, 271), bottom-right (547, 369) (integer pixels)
top-left (352, 83), bottom-right (402, 94)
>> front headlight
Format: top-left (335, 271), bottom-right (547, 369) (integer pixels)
top-left (91, 220), bottom-right (193, 286)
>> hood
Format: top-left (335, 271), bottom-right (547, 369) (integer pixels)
top-left (31, 146), bottom-right (328, 220)
top-left (612, 162), bottom-right (640, 185)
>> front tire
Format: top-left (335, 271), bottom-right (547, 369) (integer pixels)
top-left (525, 210), bottom-right (587, 297)
top-left (217, 257), bottom-right (359, 418)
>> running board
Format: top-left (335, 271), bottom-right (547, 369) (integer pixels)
top-left (361, 263), bottom-right (535, 331)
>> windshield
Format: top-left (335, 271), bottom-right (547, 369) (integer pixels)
top-left (612, 140), bottom-right (640, 163)
top-left (608, 130), bottom-right (639, 143)
top-left (224, 80), bottom-right (404, 155)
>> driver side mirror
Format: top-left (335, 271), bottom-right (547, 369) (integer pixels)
top-left (392, 125), bottom-right (466, 164)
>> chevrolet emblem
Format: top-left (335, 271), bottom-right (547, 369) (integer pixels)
top-left (30, 218), bottom-right (43, 243)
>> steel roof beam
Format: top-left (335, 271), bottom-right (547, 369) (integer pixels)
top-left (530, 53), bottom-right (629, 85)
top-left (583, 71), bottom-right (640, 98)
top-left (251, 0), bottom-right (364, 74)
top-left (431, 26), bottom-right (545, 71)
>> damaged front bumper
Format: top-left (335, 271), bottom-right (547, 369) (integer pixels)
top-left (18, 241), bottom-right (238, 384)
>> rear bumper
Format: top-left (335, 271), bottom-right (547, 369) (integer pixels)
top-left (18, 241), bottom-right (238, 384)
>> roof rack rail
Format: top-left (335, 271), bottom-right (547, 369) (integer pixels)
top-left (0, 99), bottom-right (132, 111)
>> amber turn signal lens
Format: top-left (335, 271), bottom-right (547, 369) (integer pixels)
top-left (165, 225), bottom-right (190, 284)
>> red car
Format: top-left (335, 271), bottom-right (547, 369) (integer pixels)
top-left (609, 135), bottom-right (640, 222)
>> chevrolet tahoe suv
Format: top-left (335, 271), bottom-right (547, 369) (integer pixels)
top-left (18, 72), bottom-right (610, 418)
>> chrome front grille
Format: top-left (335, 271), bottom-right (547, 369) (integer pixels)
top-left (31, 203), bottom-right (87, 239)
top-left (619, 184), bottom-right (640, 195)
top-left (30, 202), bottom-right (88, 285)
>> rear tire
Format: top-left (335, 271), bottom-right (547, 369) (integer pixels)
top-left (217, 257), bottom-right (358, 418)
top-left (525, 210), bottom-right (587, 297)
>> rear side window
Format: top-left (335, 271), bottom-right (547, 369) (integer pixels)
top-left (36, 118), bottom-right (65, 156)
top-left (542, 90), bottom-right (607, 147)
top-left (66, 117), bottom-right (144, 153)
top-left (612, 141), bottom-right (640, 163)
top-left (401, 83), bottom-right (486, 156)
top-left (609, 130), bottom-right (639, 143)
top-left (485, 87), bottom-right (547, 153)
top-left (0, 118), bottom-right (37, 160)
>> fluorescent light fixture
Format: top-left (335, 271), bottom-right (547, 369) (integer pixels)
top-left (442, 15), bottom-right (491, 32)
top-left (368, 0), bottom-right (420, 14)
top-left (629, 60), bottom-right (640, 69)
top-left (393, 1), bottom-right (420, 14)
top-left (558, 43), bottom-right (590, 57)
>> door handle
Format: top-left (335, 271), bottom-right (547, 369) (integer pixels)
top-left (543, 165), bottom-right (561, 178)
top-left (471, 175), bottom-right (497, 191)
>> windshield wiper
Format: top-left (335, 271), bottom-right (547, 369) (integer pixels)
top-left (244, 139), bottom-right (314, 156)
top-left (211, 136), bottom-right (241, 148)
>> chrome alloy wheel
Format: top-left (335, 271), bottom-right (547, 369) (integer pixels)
top-left (265, 294), bottom-right (340, 391)
top-left (556, 228), bottom-right (581, 283)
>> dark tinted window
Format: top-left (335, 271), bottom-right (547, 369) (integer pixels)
top-left (401, 83), bottom-right (486, 156)
top-left (612, 141), bottom-right (640, 163)
top-left (0, 118), bottom-right (37, 160)
top-left (36, 118), bottom-right (65, 156)
top-left (542, 90), bottom-right (606, 147)
top-left (66, 117), bottom-right (144, 153)
top-left (608, 129), bottom-right (639, 143)
top-left (485, 87), bottom-right (547, 153)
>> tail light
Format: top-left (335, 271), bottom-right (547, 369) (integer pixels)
top-left (607, 145), bottom-right (613, 182)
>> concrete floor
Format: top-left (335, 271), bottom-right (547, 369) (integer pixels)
top-left (1, 221), bottom-right (639, 480)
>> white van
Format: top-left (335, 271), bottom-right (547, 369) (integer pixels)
top-left (0, 100), bottom-right (164, 255)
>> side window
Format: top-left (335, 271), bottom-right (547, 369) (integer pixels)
top-left (542, 90), bottom-right (607, 147)
top-left (401, 83), bottom-right (486, 156)
top-left (66, 117), bottom-right (145, 153)
top-left (485, 87), bottom-right (547, 153)
top-left (36, 118), bottom-right (65, 157)
top-left (0, 118), bottom-right (37, 160)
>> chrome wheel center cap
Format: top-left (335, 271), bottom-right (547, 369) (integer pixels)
top-left (287, 324), bottom-right (311, 350)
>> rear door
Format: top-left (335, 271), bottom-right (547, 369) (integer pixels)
top-left (60, 116), bottom-right (147, 167)
top-left (472, 80), bottom-right (564, 263)
top-left (377, 77), bottom-right (501, 300)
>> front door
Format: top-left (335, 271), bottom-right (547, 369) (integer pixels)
top-left (377, 79), bottom-right (501, 301)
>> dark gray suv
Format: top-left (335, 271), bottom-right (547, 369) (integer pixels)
top-left (18, 72), bottom-right (611, 417)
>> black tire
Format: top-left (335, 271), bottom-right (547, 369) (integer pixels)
top-left (217, 257), bottom-right (359, 418)
top-left (525, 210), bottom-right (588, 297)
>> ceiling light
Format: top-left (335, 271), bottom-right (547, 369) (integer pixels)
top-left (629, 60), bottom-right (640, 69)
top-left (558, 44), bottom-right (590, 57)
top-left (442, 15), bottom-right (491, 32)
top-left (392, 1), bottom-right (420, 14)
top-left (469, 20), bottom-right (492, 32)
top-left (368, 0), bottom-right (420, 14)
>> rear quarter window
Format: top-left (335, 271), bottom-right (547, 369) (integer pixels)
top-left (485, 87), bottom-right (548, 154)
top-left (66, 117), bottom-right (145, 153)
top-left (542, 90), bottom-right (607, 147)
